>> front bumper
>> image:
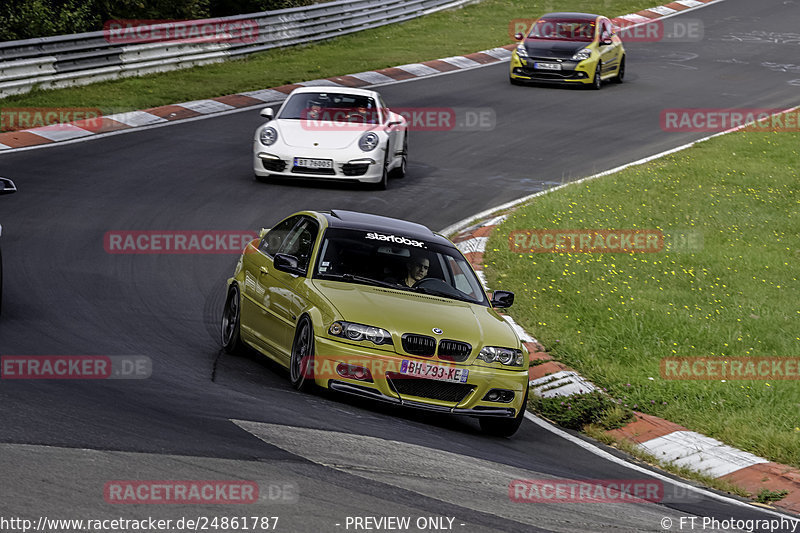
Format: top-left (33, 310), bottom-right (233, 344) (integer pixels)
top-left (313, 335), bottom-right (528, 418)
top-left (328, 381), bottom-right (516, 417)
top-left (510, 52), bottom-right (595, 84)
top-left (253, 145), bottom-right (384, 183)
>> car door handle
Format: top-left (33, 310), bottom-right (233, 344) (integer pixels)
top-left (260, 266), bottom-right (268, 275)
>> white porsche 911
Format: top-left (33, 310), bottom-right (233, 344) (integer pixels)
top-left (253, 87), bottom-right (408, 190)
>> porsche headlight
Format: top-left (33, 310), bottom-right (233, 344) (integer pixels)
top-left (358, 132), bottom-right (379, 152)
top-left (477, 346), bottom-right (524, 367)
top-left (571, 48), bottom-right (592, 61)
top-left (260, 126), bottom-right (278, 146)
top-left (329, 321), bottom-right (392, 346)
top-left (516, 43), bottom-right (529, 58)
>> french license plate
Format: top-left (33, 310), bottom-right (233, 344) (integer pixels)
top-left (400, 360), bottom-right (468, 383)
top-left (294, 157), bottom-right (333, 169)
top-left (534, 62), bottom-right (562, 70)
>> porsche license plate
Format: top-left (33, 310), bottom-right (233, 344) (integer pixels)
top-left (534, 62), bottom-right (562, 70)
top-left (294, 158), bottom-right (333, 169)
top-left (401, 360), bottom-right (468, 383)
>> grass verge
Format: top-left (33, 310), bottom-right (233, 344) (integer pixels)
top-left (530, 390), bottom-right (635, 430)
top-left (486, 122), bottom-right (800, 468)
top-left (1, 0), bottom-right (655, 112)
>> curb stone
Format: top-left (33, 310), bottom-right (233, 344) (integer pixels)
top-left (0, 0), bottom-right (722, 152)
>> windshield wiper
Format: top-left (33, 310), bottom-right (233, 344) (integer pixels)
top-left (317, 272), bottom-right (404, 289)
top-left (411, 284), bottom-right (474, 303)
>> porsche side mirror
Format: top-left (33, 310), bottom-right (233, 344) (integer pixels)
top-left (601, 37), bottom-right (613, 45)
top-left (491, 290), bottom-right (514, 308)
top-left (274, 253), bottom-right (303, 275)
top-left (0, 177), bottom-right (17, 196)
top-left (260, 108), bottom-right (274, 120)
top-left (514, 32), bottom-right (524, 41)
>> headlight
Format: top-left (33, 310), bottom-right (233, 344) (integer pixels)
top-left (358, 132), bottom-right (379, 152)
top-left (516, 43), bottom-right (529, 58)
top-left (260, 126), bottom-right (278, 146)
top-left (329, 321), bottom-right (393, 346)
top-left (477, 346), bottom-right (524, 367)
top-left (571, 48), bottom-right (592, 61)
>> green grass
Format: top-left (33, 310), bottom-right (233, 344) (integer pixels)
top-left (0, 0), bottom-right (654, 112)
top-left (756, 488), bottom-right (790, 504)
top-left (485, 125), bottom-right (800, 468)
top-left (530, 390), bottom-right (634, 430)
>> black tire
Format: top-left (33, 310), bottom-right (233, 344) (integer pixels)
top-left (591, 61), bottom-right (602, 90)
top-left (612, 55), bottom-right (625, 84)
top-left (509, 77), bottom-right (523, 86)
top-left (289, 316), bottom-right (316, 391)
top-left (479, 386), bottom-right (529, 437)
top-left (373, 149), bottom-right (389, 190)
top-left (255, 173), bottom-right (271, 183)
top-left (221, 285), bottom-right (245, 354)
top-left (389, 133), bottom-right (407, 179)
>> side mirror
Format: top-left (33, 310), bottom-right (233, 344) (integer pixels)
top-left (274, 253), bottom-right (303, 275)
top-left (601, 37), bottom-right (613, 45)
top-left (514, 32), bottom-right (524, 41)
top-left (490, 290), bottom-right (515, 309)
top-left (0, 177), bottom-right (17, 196)
top-left (260, 108), bottom-right (274, 120)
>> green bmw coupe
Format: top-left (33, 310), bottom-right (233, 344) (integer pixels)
top-left (222, 210), bottom-right (529, 436)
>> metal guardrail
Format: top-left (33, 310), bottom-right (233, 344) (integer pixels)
top-left (0, 0), bottom-right (477, 99)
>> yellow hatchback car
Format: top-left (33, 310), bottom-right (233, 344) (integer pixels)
top-left (510, 12), bottom-right (625, 89)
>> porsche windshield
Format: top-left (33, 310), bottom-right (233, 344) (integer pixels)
top-left (278, 92), bottom-right (380, 124)
top-left (528, 19), bottom-right (596, 42)
top-left (314, 228), bottom-right (488, 306)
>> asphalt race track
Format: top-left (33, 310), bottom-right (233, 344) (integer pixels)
top-left (1, 0), bottom-right (799, 531)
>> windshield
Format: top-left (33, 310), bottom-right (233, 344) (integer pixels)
top-left (278, 92), bottom-right (380, 124)
top-left (313, 228), bottom-right (489, 306)
top-left (528, 19), bottom-right (596, 42)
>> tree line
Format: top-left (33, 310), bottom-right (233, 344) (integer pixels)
top-left (1, 0), bottom-right (316, 41)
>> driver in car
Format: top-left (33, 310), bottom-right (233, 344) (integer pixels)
top-left (306, 100), bottom-right (323, 120)
top-left (402, 256), bottom-right (430, 287)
